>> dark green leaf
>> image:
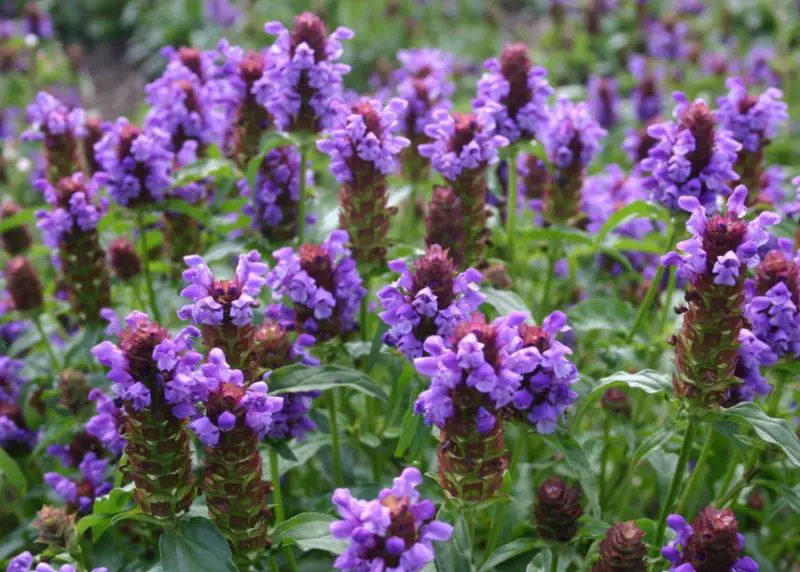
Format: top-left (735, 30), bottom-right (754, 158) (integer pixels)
top-left (525, 549), bottom-right (553, 572)
top-left (271, 512), bottom-right (346, 554)
top-left (631, 423), bottom-right (676, 467)
top-left (566, 297), bottom-right (635, 337)
top-left (479, 538), bottom-right (542, 572)
top-left (395, 410), bottom-right (422, 458)
top-left (577, 515), bottom-right (611, 539)
top-left (157, 199), bottom-right (212, 226)
top-left (0, 208), bottom-right (34, 234)
top-left (523, 226), bottom-right (593, 246)
top-left (0, 447), bottom-right (27, 496)
top-left (573, 370), bottom-right (672, 425)
top-left (718, 403), bottom-right (800, 468)
top-left (268, 365), bottom-right (389, 401)
top-left (173, 158), bottom-right (238, 186)
top-left (263, 434), bottom-right (328, 478)
top-left (159, 517), bottom-right (237, 572)
top-left (592, 200), bottom-right (669, 248)
top-left (271, 440), bottom-right (299, 463)
top-left (545, 432), bottom-right (601, 516)
top-left (482, 287), bottom-right (532, 319)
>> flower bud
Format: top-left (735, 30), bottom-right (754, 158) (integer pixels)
top-left (588, 75), bottom-right (619, 129)
top-left (83, 117), bottom-right (106, 175)
top-left (593, 521), bottom-right (647, 572)
top-left (5, 256), bottom-right (43, 312)
top-left (425, 186), bottom-right (465, 267)
top-left (34, 506), bottom-right (76, 550)
top-left (601, 388), bottom-right (632, 418)
top-left (484, 262), bottom-right (512, 290)
top-left (109, 237), bottom-right (142, 281)
top-left (535, 476), bottom-right (583, 543)
top-left (58, 369), bottom-right (90, 415)
top-left (0, 200), bottom-right (32, 255)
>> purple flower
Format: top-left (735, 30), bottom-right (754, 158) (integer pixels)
top-left (34, 173), bottom-right (105, 247)
top-left (267, 230), bottom-right (366, 340)
top-left (205, 0), bottom-right (241, 27)
top-left (254, 12), bottom-right (353, 132)
top-left (0, 356), bottom-right (24, 403)
top-left (94, 118), bottom-right (174, 206)
top-left (716, 77), bottom-right (787, 153)
top-left (587, 75), bottom-right (619, 129)
top-left (331, 467), bottom-right (452, 572)
top-left (746, 46), bottom-right (781, 88)
top-left (543, 98), bottom-right (606, 171)
top-left (85, 389), bottom-right (126, 456)
top-left (418, 109), bottom-right (509, 183)
top-left (6, 552), bottom-right (106, 572)
top-left (22, 91), bottom-right (85, 144)
top-left (0, 357), bottom-right (34, 449)
top-left (23, 3), bottom-right (54, 39)
top-left (317, 98), bottom-right (410, 185)
top-left (641, 93), bottom-right (741, 211)
top-left (189, 348), bottom-right (283, 445)
top-left (178, 250), bottom-right (269, 328)
top-left (647, 17), bottom-right (690, 61)
top-left (472, 43), bottom-right (553, 143)
top-left (728, 328), bottom-right (778, 404)
top-left (393, 49), bottom-right (454, 141)
top-left (629, 55), bottom-right (664, 123)
top-left (44, 452), bottom-right (112, 513)
top-left (662, 186), bottom-right (779, 286)
top-left (378, 245), bottom-right (484, 360)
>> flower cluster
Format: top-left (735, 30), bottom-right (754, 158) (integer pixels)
top-left (44, 452), bottom-right (111, 514)
top-left (378, 245), bottom-right (484, 359)
top-left (662, 509), bottom-right (758, 572)
top-left (473, 43), bottom-right (553, 143)
top-left (94, 118), bottom-right (174, 206)
top-left (267, 230), bottom-right (366, 340)
top-left (716, 77), bottom-right (787, 154)
top-left (629, 55), bottom-right (663, 123)
top-left (647, 17), bottom-right (691, 62)
top-left (331, 467), bottom-right (453, 572)
top-left (22, 91), bottom-right (85, 181)
top-left (535, 476), bottom-right (583, 543)
top-left (7, 552), bottom-right (107, 572)
top-left (84, 389), bottom-right (126, 456)
top-left (587, 75), bottom-right (619, 129)
top-left (642, 93), bottom-right (741, 211)
top-left (728, 328), bottom-right (776, 404)
top-left (255, 12), bottom-right (353, 131)
top-left (592, 521), bottom-right (648, 572)
top-left (746, 46), bottom-right (781, 88)
top-left (0, 357), bottom-right (35, 450)
top-left (35, 173), bottom-right (105, 247)
top-left (5, 256), bottom-right (43, 312)
top-left (394, 48), bottom-right (454, 146)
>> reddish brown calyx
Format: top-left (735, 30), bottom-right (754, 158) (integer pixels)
top-left (178, 47), bottom-right (204, 80)
top-left (240, 51), bottom-right (265, 87)
top-left (450, 113), bottom-right (480, 157)
top-left (410, 245), bottom-right (457, 308)
top-left (299, 243), bottom-right (336, 293)
top-left (535, 476), bottom-right (583, 543)
top-left (520, 323), bottom-right (551, 352)
top-left (678, 101), bottom-right (716, 179)
top-left (54, 176), bottom-right (87, 209)
top-left (109, 237), bottom-right (142, 281)
top-left (0, 200), bottom-right (32, 255)
top-left (500, 43), bottom-right (532, 118)
top-left (683, 507), bottom-right (741, 572)
top-left (291, 12), bottom-right (328, 61)
top-left (363, 495), bottom-right (420, 567)
top-left (248, 321), bottom-right (293, 374)
top-left (454, 313), bottom-right (501, 368)
top-left (5, 256), bottom-right (43, 312)
top-left (120, 319), bottom-right (169, 385)
top-left (205, 382), bottom-right (245, 426)
top-left (425, 186), bottom-right (464, 266)
top-left (701, 214), bottom-right (747, 274)
top-left (593, 520), bottom-right (647, 572)
top-left (755, 250), bottom-right (800, 302)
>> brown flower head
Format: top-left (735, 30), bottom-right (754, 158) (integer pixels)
top-left (535, 476), bottom-right (583, 543)
top-left (5, 256), bottom-right (43, 312)
top-left (593, 521), bottom-right (647, 572)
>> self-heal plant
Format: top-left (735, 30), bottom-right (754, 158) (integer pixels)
top-left (587, 74), bottom-right (619, 129)
top-left (318, 98), bottom-right (410, 271)
top-left (44, 452), bottom-right (111, 514)
top-left (0, 357), bottom-right (35, 453)
top-left (330, 467), bottom-right (453, 572)
top-left (22, 91), bottom-right (85, 182)
top-left (378, 245), bottom-right (484, 360)
top-left (424, 186), bottom-right (465, 266)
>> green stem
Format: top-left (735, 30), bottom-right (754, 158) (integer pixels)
top-left (717, 450), bottom-right (759, 508)
top-left (328, 391), bottom-right (343, 487)
top-left (676, 427), bottom-right (713, 515)
top-left (626, 217), bottom-right (679, 343)
top-left (657, 266), bottom-right (677, 334)
top-left (767, 372), bottom-right (787, 417)
top-left (539, 249), bottom-right (557, 321)
top-left (297, 146), bottom-right (307, 244)
top-left (599, 415), bottom-right (611, 514)
top-left (654, 416), bottom-right (700, 548)
top-left (716, 450), bottom-right (740, 504)
top-left (509, 429), bottom-right (527, 478)
top-left (506, 150), bottom-right (519, 264)
top-left (136, 212), bottom-right (161, 322)
top-left (270, 447), bottom-right (298, 571)
top-left (550, 549), bottom-right (559, 572)
top-left (33, 314), bottom-right (59, 372)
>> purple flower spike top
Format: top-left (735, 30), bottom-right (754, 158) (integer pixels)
top-left (394, 48), bottom-right (454, 140)
top-left (646, 16), bottom-right (690, 61)
top-left (473, 43), bottom-right (553, 143)
top-left (418, 109), bottom-right (509, 182)
top-left (178, 250), bottom-right (269, 328)
top-left (35, 173), bottom-right (106, 247)
top-left (92, 312), bottom-right (203, 419)
top-left (543, 98), bottom-right (606, 170)
top-left (641, 93), bottom-right (741, 211)
top-left (716, 77), bottom-right (788, 153)
top-left (44, 452), bottom-right (112, 513)
top-left (267, 230), bottom-right (366, 340)
top-left (629, 55), bottom-right (664, 123)
top-left (85, 389), bottom-right (126, 456)
top-left (316, 98), bottom-right (411, 184)
top-left (0, 357), bottom-right (35, 449)
top-left (587, 75), bottom-right (619, 129)
top-left (94, 118), bottom-right (174, 206)
top-left (378, 245), bottom-right (484, 360)
top-left (255, 12), bottom-right (353, 132)
top-left (746, 46), bottom-right (781, 88)
top-left (662, 508), bottom-right (759, 572)
top-left (331, 466), bottom-right (453, 572)
top-left (662, 186), bottom-right (780, 287)
top-left (22, 91), bottom-right (85, 143)
top-left (189, 348), bottom-right (284, 446)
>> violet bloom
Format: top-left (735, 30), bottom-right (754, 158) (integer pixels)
top-left (92, 312), bottom-right (204, 419)
top-left (85, 389), bottom-right (126, 456)
top-left (662, 509), bottom-right (759, 572)
top-left (34, 173), bottom-right (105, 248)
top-left (189, 348), bottom-right (283, 446)
top-left (44, 452), bottom-right (112, 513)
top-left (7, 552), bottom-right (106, 572)
top-left (267, 230), bottom-right (366, 340)
top-left (22, 92), bottom-right (85, 181)
top-left (746, 46), bottom-right (781, 88)
top-left (94, 118), bottom-right (174, 206)
top-left (378, 245), bottom-right (485, 360)
top-left (0, 357), bottom-right (34, 449)
top-left (728, 328), bottom-right (777, 404)
top-left (0, 356), bottom-right (25, 403)
top-left (205, 0), bottom-right (241, 27)
top-left (647, 16), bottom-right (690, 62)
top-left (23, 3), bottom-right (53, 39)
top-left (518, 153), bottom-right (550, 225)
top-left (629, 55), bottom-right (664, 123)
top-left (642, 92), bottom-right (741, 211)
top-left (255, 12), bottom-right (353, 132)
top-left (394, 48), bottom-right (454, 146)
top-left (330, 467), bottom-right (452, 572)
top-left (473, 43), bottom-right (553, 143)
top-left (0, 293), bottom-right (27, 346)
top-left (587, 75), bottom-right (619, 129)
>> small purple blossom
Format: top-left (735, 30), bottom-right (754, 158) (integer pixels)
top-left (0, 357), bottom-right (34, 449)
top-left (729, 328), bottom-right (777, 404)
top-left (746, 46), bottom-right (781, 88)
top-left (587, 75), bottom-right (619, 129)
top-left (628, 55), bottom-right (664, 123)
top-left (543, 98), bottom-right (606, 170)
top-left (647, 17), bottom-right (690, 62)
top-left (34, 173), bottom-right (106, 248)
top-left (22, 91), bottom-right (85, 144)
top-left (716, 77), bottom-right (788, 153)
top-left (44, 452), bottom-right (112, 513)
top-left (393, 48), bottom-right (454, 140)
top-left (205, 0), bottom-right (241, 27)
top-left (331, 467), bottom-right (452, 572)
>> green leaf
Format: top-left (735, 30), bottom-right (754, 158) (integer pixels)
top-left (566, 297), bottom-right (635, 337)
top-left (0, 208), bottom-right (34, 234)
top-left (718, 403), bottom-right (800, 468)
top-left (0, 447), bottom-right (27, 496)
top-left (395, 410), bottom-right (422, 458)
top-left (159, 517), bottom-right (237, 572)
top-left (271, 440), bottom-right (299, 463)
top-left (573, 370), bottom-right (672, 425)
top-left (93, 485), bottom-right (135, 515)
top-left (271, 512), bottom-right (346, 554)
top-left (545, 432), bottom-right (601, 516)
top-left (263, 434), bottom-right (328, 478)
top-left (592, 200), bottom-right (669, 248)
top-left (482, 287), bottom-right (532, 319)
top-left (631, 422), bottom-right (676, 467)
top-left (173, 158), bottom-right (238, 186)
top-left (268, 365), bottom-right (389, 401)
top-left (523, 226), bottom-right (593, 246)
top-left (479, 538), bottom-right (542, 572)
top-left (157, 199), bottom-right (212, 226)
top-left (525, 549), bottom-right (553, 572)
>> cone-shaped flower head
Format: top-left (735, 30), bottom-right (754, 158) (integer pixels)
top-left (378, 245), bottom-right (484, 360)
top-left (94, 118), bottom-right (174, 206)
top-left (0, 200), bottom-right (32, 255)
top-left (267, 230), bottom-right (366, 340)
top-left (662, 187), bottom-right (780, 406)
top-left (22, 91), bottom-right (85, 181)
top-left (83, 117), bottom-right (107, 175)
top-left (629, 55), bottom-right (664, 124)
top-left (716, 77), bottom-right (788, 204)
top-left (592, 521), bottom-right (647, 572)
top-left (5, 256), bottom-right (43, 312)
top-left (647, 16), bottom-right (690, 62)
top-left (57, 369), bottom-right (91, 415)
top-left (109, 237), bottom-right (141, 281)
top-left (588, 75), bottom-right (619, 129)
top-left (746, 46), bottom-right (781, 88)
top-left (518, 153), bottom-right (551, 224)
top-left (34, 506), bottom-right (76, 549)
top-left (46, 428), bottom-right (106, 470)
top-left (424, 186), bottom-right (465, 266)
top-left (601, 388), bottom-right (632, 417)
top-left (255, 12), bottom-right (353, 132)
top-left (473, 43), bottom-right (552, 143)
top-left (642, 92), bottom-right (741, 211)
top-left (331, 467), bottom-right (453, 572)
top-left (662, 508), bottom-right (759, 572)
top-left (44, 452), bottom-right (111, 514)
top-left (542, 98), bottom-right (606, 223)
top-left (535, 476), bottom-right (583, 543)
